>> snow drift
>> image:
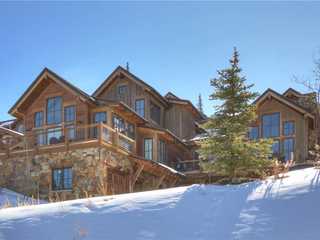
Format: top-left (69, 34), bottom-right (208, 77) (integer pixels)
top-left (0, 167), bottom-right (320, 240)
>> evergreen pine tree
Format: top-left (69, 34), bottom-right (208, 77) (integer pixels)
top-left (197, 94), bottom-right (204, 113)
top-left (199, 48), bottom-right (273, 181)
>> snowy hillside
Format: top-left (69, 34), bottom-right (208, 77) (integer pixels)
top-left (1, 167), bottom-right (320, 240)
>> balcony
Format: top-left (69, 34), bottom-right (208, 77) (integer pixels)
top-left (176, 160), bottom-right (201, 173)
top-left (0, 123), bottom-right (135, 156)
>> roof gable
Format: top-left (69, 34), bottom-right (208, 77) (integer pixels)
top-left (9, 68), bottom-right (95, 116)
top-left (254, 88), bottom-right (314, 119)
top-left (92, 66), bottom-right (168, 107)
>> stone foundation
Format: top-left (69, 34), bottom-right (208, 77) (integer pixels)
top-left (0, 147), bottom-right (133, 200)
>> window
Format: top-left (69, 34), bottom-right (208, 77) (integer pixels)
top-left (47, 127), bottom-right (62, 144)
top-left (66, 125), bottom-right (76, 140)
top-left (94, 112), bottom-right (107, 123)
top-left (135, 99), bottom-right (145, 117)
top-left (64, 106), bottom-right (75, 122)
top-left (127, 123), bottom-right (135, 139)
top-left (272, 140), bottom-right (280, 156)
top-left (262, 113), bottom-right (280, 138)
top-left (283, 121), bottom-right (295, 136)
top-left (144, 138), bottom-right (153, 160)
top-left (117, 85), bottom-right (128, 101)
top-left (47, 96), bottom-right (62, 124)
top-left (112, 114), bottom-right (125, 133)
top-left (93, 112), bottom-right (107, 138)
top-left (249, 127), bottom-right (259, 140)
top-left (36, 130), bottom-right (46, 145)
top-left (52, 168), bottom-right (72, 191)
top-left (158, 140), bottom-right (166, 163)
top-left (34, 111), bottom-right (43, 128)
top-left (150, 101), bottom-right (161, 125)
top-left (283, 138), bottom-right (294, 161)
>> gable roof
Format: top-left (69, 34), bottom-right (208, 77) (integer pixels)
top-left (254, 88), bottom-right (315, 119)
top-left (283, 88), bottom-right (302, 97)
top-left (9, 68), bottom-right (96, 116)
top-left (93, 66), bottom-right (168, 107)
top-left (164, 92), bottom-right (206, 120)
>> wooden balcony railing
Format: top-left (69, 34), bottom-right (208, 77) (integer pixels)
top-left (1, 123), bottom-right (135, 155)
top-left (175, 160), bottom-right (201, 173)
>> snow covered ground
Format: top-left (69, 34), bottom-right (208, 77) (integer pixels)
top-left (1, 167), bottom-right (320, 240)
top-left (0, 188), bottom-right (42, 208)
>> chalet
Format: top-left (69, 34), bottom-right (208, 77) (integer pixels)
top-left (250, 88), bottom-right (316, 163)
top-left (0, 66), bottom-right (205, 200)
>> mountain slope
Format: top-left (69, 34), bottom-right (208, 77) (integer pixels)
top-left (0, 167), bottom-right (320, 240)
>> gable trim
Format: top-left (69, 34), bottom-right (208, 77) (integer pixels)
top-left (254, 89), bottom-right (314, 119)
top-left (92, 66), bottom-right (168, 107)
top-left (9, 68), bottom-right (95, 116)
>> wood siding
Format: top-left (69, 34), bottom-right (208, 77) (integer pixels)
top-left (256, 97), bottom-right (313, 163)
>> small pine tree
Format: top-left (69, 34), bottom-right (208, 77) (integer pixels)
top-left (199, 48), bottom-right (274, 181)
top-left (197, 94), bottom-right (204, 113)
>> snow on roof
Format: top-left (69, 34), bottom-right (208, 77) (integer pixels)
top-left (1, 167), bottom-right (320, 239)
top-left (0, 119), bottom-right (15, 128)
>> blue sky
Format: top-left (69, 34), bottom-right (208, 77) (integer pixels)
top-left (1, 2), bottom-right (320, 120)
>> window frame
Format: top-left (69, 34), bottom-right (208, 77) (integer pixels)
top-left (271, 139), bottom-right (280, 156)
top-left (283, 138), bottom-right (295, 161)
top-left (46, 96), bottom-right (62, 125)
top-left (262, 112), bottom-right (280, 138)
top-left (144, 138), bottom-right (153, 160)
top-left (248, 126), bottom-right (259, 140)
top-left (150, 101), bottom-right (161, 125)
top-left (64, 105), bottom-right (76, 123)
top-left (34, 111), bottom-right (44, 128)
top-left (52, 167), bottom-right (73, 191)
top-left (283, 121), bottom-right (295, 136)
top-left (117, 84), bottom-right (128, 101)
top-left (135, 99), bottom-right (145, 118)
top-left (158, 139), bottom-right (166, 163)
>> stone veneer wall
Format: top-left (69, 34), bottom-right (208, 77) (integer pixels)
top-left (0, 147), bottom-right (132, 200)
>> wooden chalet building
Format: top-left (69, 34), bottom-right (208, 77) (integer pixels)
top-left (0, 66), bottom-right (205, 200)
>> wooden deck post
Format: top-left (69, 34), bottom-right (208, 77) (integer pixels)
top-left (130, 164), bottom-right (144, 192)
top-left (154, 174), bottom-right (166, 189)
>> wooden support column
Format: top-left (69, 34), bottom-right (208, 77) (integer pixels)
top-left (154, 174), bottom-right (166, 189)
top-left (153, 133), bottom-right (158, 161)
top-left (170, 177), bottom-right (178, 187)
top-left (130, 164), bottom-right (144, 192)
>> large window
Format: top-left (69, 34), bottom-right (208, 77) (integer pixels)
top-left (283, 138), bottom-right (294, 161)
top-left (283, 121), bottom-right (295, 136)
top-left (144, 138), bottom-right (153, 160)
top-left (47, 96), bottom-right (62, 124)
top-left (262, 113), bottom-right (280, 138)
top-left (34, 111), bottom-right (43, 128)
top-left (47, 127), bottom-right (63, 144)
top-left (150, 101), bottom-right (161, 125)
top-left (158, 140), bottom-right (166, 163)
top-left (248, 127), bottom-right (259, 140)
top-left (135, 99), bottom-right (145, 117)
top-left (64, 106), bottom-right (75, 122)
top-left (52, 168), bottom-right (72, 191)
